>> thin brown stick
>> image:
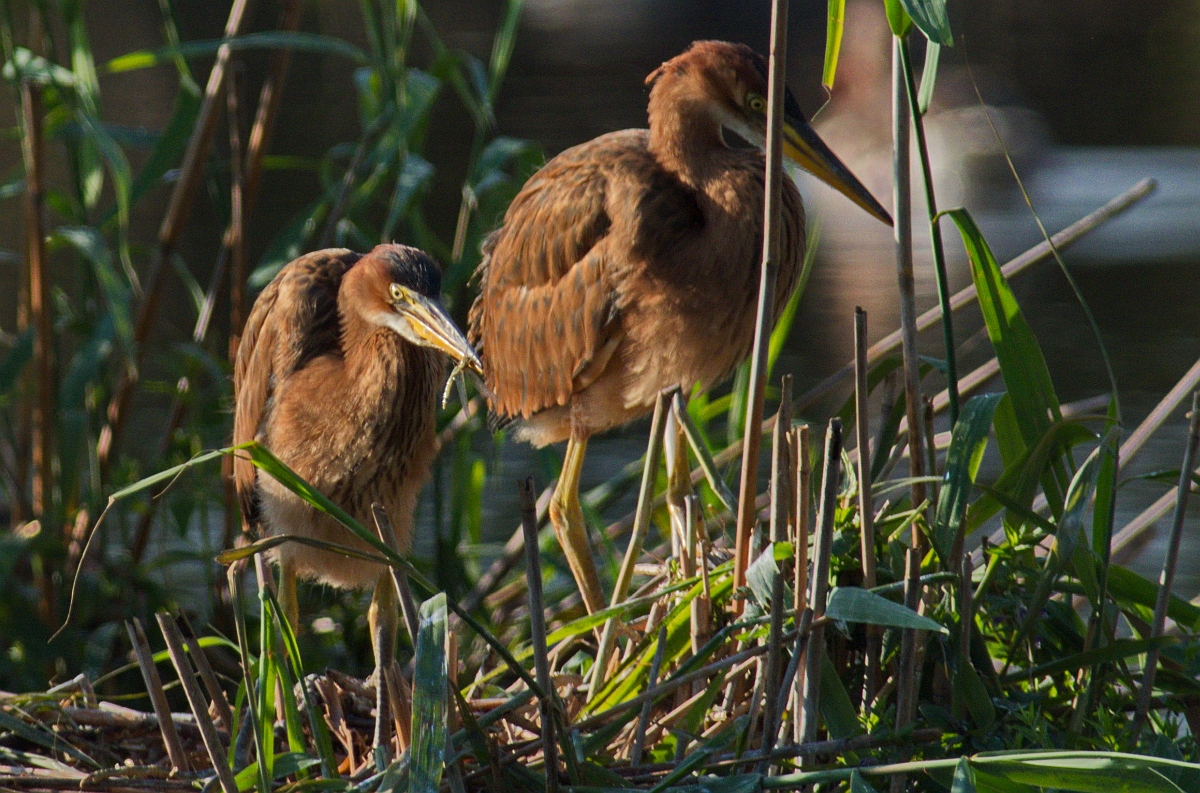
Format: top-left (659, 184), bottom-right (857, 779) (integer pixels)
top-left (854, 308), bottom-right (880, 706)
top-left (174, 611), bottom-right (233, 732)
top-left (155, 613), bottom-right (237, 793)
top-left (19, 79), bottom-right (51, 522)
top-left (800, 419), bottom-right (842, 744)
top-left (124, 620), bottom-right (189, 772)
top-left (761, 376), bottom-right (792, 769)
top-left (129, 0), bottom-right (303, 564)
top-left (519, 478), bottom-right (559, 793)
top-left (98, 0), bottom-right (254, 475)
top-left (790, 424), bottom-right (809, 744)
top-left (226, 66), bottom-right (246, 359)
top-left (1134, 390), bottom-right (1200, 731)
top-left (734, 0), bottom-right (790, 604)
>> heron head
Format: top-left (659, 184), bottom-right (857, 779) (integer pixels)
top-left (650, 40), bottom-right (892, 226)
top-left (362, 244), bottom-right (483, 375)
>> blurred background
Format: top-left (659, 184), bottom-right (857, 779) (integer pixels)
top-left (1, 0), bottom-right (1198, 692)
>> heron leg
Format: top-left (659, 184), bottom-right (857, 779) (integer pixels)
top-left (548, 433), bottom-right (606, 613)
top-left (368, 571), bottom-right (397, 766)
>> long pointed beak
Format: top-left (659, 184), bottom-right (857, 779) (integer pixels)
top-left (783, 112), bottom-right (893, 226)
top-left (399, 294), bottom-right (484, 375)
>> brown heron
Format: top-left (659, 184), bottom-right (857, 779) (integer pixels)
top-left (233, 243), bottom-right (480, 748)
top-left (468, 40), bottom-right (891, 613)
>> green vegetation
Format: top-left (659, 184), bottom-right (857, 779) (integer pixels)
top-left (1, 0), bottom-right (1199, 791)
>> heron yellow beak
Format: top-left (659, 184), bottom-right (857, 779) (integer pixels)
top-left (398, 293), bottom-right (484, 375)
top-left (782, 111), bottom-right (893, 227)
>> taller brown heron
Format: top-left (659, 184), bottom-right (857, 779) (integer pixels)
top-left (468, 40), bottom-right (891, 613)
top-left (233, 243), bottom-right (480, 748)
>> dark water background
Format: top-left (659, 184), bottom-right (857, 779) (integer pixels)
top-left (3, 0), bottom-right (1199, 602)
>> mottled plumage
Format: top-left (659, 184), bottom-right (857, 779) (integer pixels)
top-left (469, 43), bottom-right (805, 447)
top-left (466, 40), bottom-right (889, 615)
top-left (234, 245), bottom-right (445, 589)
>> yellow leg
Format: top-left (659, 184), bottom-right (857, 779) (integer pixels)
top-left (279, 557), bottom-right (299, 635)
top-left (368, 572), bottom-right (398, 761)
top-left (548, 433), bottom-right (606, 614)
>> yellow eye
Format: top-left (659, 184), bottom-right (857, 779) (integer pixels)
top-left (389, 283), bottom-right (405, 301)
top-left (747, 94), bottom-right (766, 112)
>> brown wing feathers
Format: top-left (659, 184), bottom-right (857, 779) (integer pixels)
top-left (469, 138), bottom-right (622, 421)
top-left (232, 249), bottom-right (360, 532)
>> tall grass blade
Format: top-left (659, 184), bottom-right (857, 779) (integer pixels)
top-left (933, 393), bottom-right (1002, 565)
top-left (410, 593), bottom-right (449, 793)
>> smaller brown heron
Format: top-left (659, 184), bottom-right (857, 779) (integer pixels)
top-left (233, 243), bottom-right (480, 749)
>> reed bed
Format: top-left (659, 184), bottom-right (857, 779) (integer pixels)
top-left (3, 0), bottom-right (1200, 791)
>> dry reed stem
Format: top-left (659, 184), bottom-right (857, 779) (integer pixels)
top-left (761, 377), bottom-right (792, 770)
top-left (130, 0), bottom-right (304, 563)
top-left (854, 308), bottom-right (881, 707)
top-left (19, 79), bottom-right (51, 523)
top-left (1134, 391), bottom-right (1200, 731)
top-left (734, 0), bottom-right (790, 602)
top-left (99, 0), bottom-right (253, 474)
top-left (124, 620), bottom-right (189, 773)
top-left (790, 424), bottom-right (809, 744)
top-left (800, 418), bottom-right (841, 744)
top-left (174, 612), bottom-right (233, 733)
top-left (154, 613), bottom-right (237, 793)
top-left (519, 478), bottom-right (559, 793)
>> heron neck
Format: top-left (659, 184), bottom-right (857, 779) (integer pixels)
top-left (339, 301), bottom-right (403, 386)
top-left (647, 97), bottom-right (727, 185)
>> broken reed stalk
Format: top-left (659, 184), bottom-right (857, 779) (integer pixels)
top-left (734, 0), bottom-right (790, 601)
top-left (854, 307), bottom-right (880, 706)
top-left (791, 424), bottom-right (810, 744)
top-left (631, 624), bottom-right (668, 765)
top-left (98, 0), bottom-right (253, 476)
top-left (760, 376), bottom-right (792, 771)
top-left (19, 78), bottom-right (51, 522)
top-left (124, 619), bottom-right (189, 772)
top-left (800, 418), bottom-right (842, 744)
top-left (519, 478), bottom-right (559, 793)
top-left (591, 390), bottom-right (670, 697)
top-left (1134, 390), bottom-right (1200, 731)
top-left (154, 613), bottom-right (238, 793)
top-left (175, 611), bottom-right (234, 732)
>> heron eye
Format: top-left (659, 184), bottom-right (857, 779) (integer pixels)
top-left (747, 94), bottom-right (766, 113)
top-left (389, 283), bottom-right (405, 301)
